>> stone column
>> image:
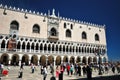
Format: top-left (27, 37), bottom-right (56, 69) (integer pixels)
top-left (8, 59), bottom-right (11, 65)
top-left (38, 61), bottom-right (39, 66)
top-left (19, 60), bottom-right (21, 66)
top-left (5, 44), bottom-right (7, 51)
top-left (61, 58), bottom-right (63, 64)
top-left (74, 47), bottom-right (76, 55)
top-left (29, 60), bottom-right (31, 65)
top-left (54, 59), bottom-right (56, 66)
top-left (20, 45), bottom-right (22, 52)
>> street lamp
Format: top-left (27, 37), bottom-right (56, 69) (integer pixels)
top-left (95, 46), bottom-right (105, 75)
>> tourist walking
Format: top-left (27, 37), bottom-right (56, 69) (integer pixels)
top-left (31, 64), bottom-right (35, 73)
top-left (56, 66), bottom-right (60, 80)
top-left (86, 65), bottom-right (92, 80)
top-left (66, 64), bottom-right (70, 75)
top-left (59, 65), bottom-right (64, 80)
top-left (43, 65), bottom-right (47, 80)
top-left (70, 65), bottom-right (74, 76)
top-left (78, 65), bottom-right (81, 76)
top-left (82, 65), bottom-right (86, 76)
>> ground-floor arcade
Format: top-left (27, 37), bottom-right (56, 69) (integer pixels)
top-left (0, 53), bottom-right (108, 66)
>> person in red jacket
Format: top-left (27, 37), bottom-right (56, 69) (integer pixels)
top-left (66, 64), bottom-right (70, 75)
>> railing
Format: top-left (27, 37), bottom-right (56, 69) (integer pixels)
top-left (0, 48), bottom-right (95, 56)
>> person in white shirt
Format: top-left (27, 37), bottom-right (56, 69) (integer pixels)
top-left (43, 65), bottom-right (47, 80)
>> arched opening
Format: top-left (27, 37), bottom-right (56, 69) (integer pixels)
top-left (0, 53), bottom-right (9, 65)
top-left (40, 55), bottom-right (46, 65)
top-left (33, 24), bottom-right (40, 33)
top-left (95, 34), bottom-right (99, 41)
top-left (50, 28), bottom-right (57, 36)
top-left (44, 44), bottom-right (47, 52)
top-left (93, 57), bottom-right (97, 64)
top-left (82, 57), bottom-right (87, 65)
top-left (22, 42), bottom-right (25, 51)
top-left (48, 55), bottom-right (54, 65)
top-left (11, 54), bottom-right (19, 65)
top-left (31, 43), bottom-right (34, 52)
top-left (26, 42), bottom-right (30, 52)
top-left (10, 20), bottom-right (19, 30)
top-left (36, 43), bottom-right (39, 51)
top-left (48, 44), bottom-right (51, 51)
top-left (31, 55), bottom-right (38, 65)
top-left (56, 56), bottom-right (61, 65)
top-left (70, 56), bottom-right (75, 64)
top-left (88, 57), bottom-right (92, 64)
top-left (1, 40), bottom-right (5, 49)
top-left (52, 45), bottom-right (54, 52)
top-left (66, 29), bottom-right (71, 37)
top-left (40, 44), bottom-right (43, 51)
top-left (76, 57), bottom-right (81, 63)
top-left (56, 45), bottom-right (58, 51)
top-left (82, 31), bottom-right (87, 39)
top-left (21, 54), bottom-right (29, 65)
top-left (17, 41), bottom-right (21, 50)
top-left (63, 56), bottom-right (68, 63)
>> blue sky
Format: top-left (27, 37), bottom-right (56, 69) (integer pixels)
top-left (0, 0), bottom-right (120, 61)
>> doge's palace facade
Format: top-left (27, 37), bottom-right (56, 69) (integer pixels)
top-left (0, 4), bottom-right (108, 66)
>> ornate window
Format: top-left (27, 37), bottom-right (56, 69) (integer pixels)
top-left (64, 22), bottom-right (66, 28)
top-left (70, 24), bottom-right (73, 29)
top-left (33, 24), bottom-right (40, 33)
top-left (10, 20), bottom-right (19, 30)
top-left (50, 28), bottom-right (57, 36)
top-left (66, 29), bottom-right (71, 37)
top-left (82, 31), bottom-right (87, 39)
top-left (95, 34), bottom-right (99, 41)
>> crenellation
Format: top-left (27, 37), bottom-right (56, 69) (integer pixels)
top-left (0, 4), bottom-right (2, 8)
top-left (40, 12), bottom-right (43, 16)
top-left (33, 11), bottom-right (36, 14)
top-left (25, 9), bottom-right (28, 13)
top-left (36, 12), bottom-right (39, 15)
top-left (13, 7), bottom-right (16, 10)
top-left (17, 8), bottom-right (20, 11)
top-left (4, 5), bottom-right (7, 9)
top-left (29, 10), bottom-right (32, 13)
top-left (21, 8), bottom-right (24, 12)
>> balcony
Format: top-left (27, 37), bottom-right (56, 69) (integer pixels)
top-left (48, 36), bottom-right (59, 42)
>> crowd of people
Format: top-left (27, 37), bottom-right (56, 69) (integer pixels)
top-left (0, 62), bottom-right (120, 80)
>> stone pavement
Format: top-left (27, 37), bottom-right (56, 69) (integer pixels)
top-left (0, 66), bottom-right (120, 80)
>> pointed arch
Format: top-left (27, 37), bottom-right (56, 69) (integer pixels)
top-left (82, 31), bottom-right (87, 39)
top-left (0, 53), bottom-right (9, 65)
top-left (33, 24), bottom-right (40, 33)
top-left (1, 40), bottom-right (6, 48)
top-left (17, 41), bottom-right (21, 49)
top-left (95, 34), bottom-right (99, 41)
top-left (64, 22), bottom-right (66, 28)
top-left (66, 29), bottom-right (71, 37)
top-left (10, 20), bottom-right (19, 30)
top-left (22, 42), bottom-right (25, 50)
top-left (21, 54), bottom-right (29, 65)
top-left (50, 27), bottom-right (57, 36)
top-left (48, 44), bottom-right (51, 51)
top-left (11, 54), bottom-right (19, 65)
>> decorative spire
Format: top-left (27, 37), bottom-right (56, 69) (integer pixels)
top-left (58, 11), bottom-right (59, 18)
top-left (52, 8), bottom-right (55, 16)
top-left (48, 10), bottom-right (50, 16)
